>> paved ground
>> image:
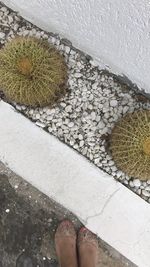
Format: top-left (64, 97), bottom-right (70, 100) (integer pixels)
top-left (0, 162), bottom-right (136, 267)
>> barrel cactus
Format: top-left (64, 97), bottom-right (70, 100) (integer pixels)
top-left (0, 37), bottom-right (68, 107)
top-left (110, 110), bottom-right (150, 181)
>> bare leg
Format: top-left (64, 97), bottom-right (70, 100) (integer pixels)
top-left (55, 220), bottom-right (78, 267)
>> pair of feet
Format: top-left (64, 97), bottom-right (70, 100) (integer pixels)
top-left (55, 220), bottom-right (98, 267)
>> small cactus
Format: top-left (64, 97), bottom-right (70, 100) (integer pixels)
top-left (0, 37), bottom-right (68, 107)
top-left (110, 110), bottom-right (150, 181)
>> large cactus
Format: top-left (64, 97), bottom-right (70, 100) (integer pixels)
top-left (110, 110), bottom-right (150, 181)
top-left (0, 37), bottom-right (68, 107)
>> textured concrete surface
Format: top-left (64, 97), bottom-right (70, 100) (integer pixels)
top-left (2, 0), bottom-right (150, 93)
top-left (0, 162), bottom-right (134, 267)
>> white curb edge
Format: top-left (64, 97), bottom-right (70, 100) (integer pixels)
top-left (0, 101), bottom-right (150, 267)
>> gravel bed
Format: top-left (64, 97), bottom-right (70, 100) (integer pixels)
top-left (1, 2), bottom-right (150, 202)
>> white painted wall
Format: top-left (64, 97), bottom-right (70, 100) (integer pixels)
top-left (2, 0), bottom-right (150, 93)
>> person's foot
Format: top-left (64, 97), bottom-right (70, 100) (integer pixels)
top-left (78, 227), bottom-right (98, 267)
top-left (55, 220), bottom-right (78, 267)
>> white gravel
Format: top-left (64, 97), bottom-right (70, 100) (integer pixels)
top-left (0, 3), bottom-right (150, 202)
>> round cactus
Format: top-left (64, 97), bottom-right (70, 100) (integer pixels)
top-left (110, 110), bottom-right (150, 181)
top-left (0, 37), bottom-right (68, 107)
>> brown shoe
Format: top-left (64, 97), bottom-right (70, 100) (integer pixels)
top-left (78, 227), bottom-right (98, 267)
top-left (55, 220), bottom-right (78, 267)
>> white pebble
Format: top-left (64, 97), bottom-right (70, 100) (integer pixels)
top-left (133, 179), bottom-right (141, 188)
top-left (74, 73), bottom-right (82, 78)
top-left (82, 147), bottom-right (88, 155)
top-left (0, 32), bottom-right (5, 39)
top-left (94, 158), bottom-right (99, 164)
top-left (111, 166), bottom-right (117, 172)
top-left (29, 109), bottom-right (34, 115)
top-left (36, 122), bottom-right (45, 128)
top-left (80, 140), bottom-right (84, 147)
top-left (60, 103), bottom-right (66, 108)
top-left (142, 190), bottom-right (150, 197)
top-left (110, 100), bottom-right (118, 107)
top-left (46, 115), bottom-right (52, 121)
top-left (48, 127), bottom-right (53, 133)
top-left (88, 104), bottom-right (93, 110)
top-left (108, 160), bottom-right (114, 166)
top-left (65, 105), bottom-right (72, 113)
top-left (16, 104), bottom-right (22, 111)
top-left (35, 114), bottom-right (40, 120)
top-left (68, 122), bottom-right (74, 128)
top-left (91, 112), bottom-right (96, 120)
top-left (98, 121), bottom-right (105, 129)
top-left (5, 209), bottom-right (10, 213)
top-left (92, 83), bottom-right (98, 90)
top-left (116, 171), bottom-right (123, 178)
top-left (100, 146), bottom-right (105, 152)
top-left (123, 106), bottom-right (129, 114)
top-left (65, 46), bottom-right (70, 54)
top-left (137, 189), bottom-right (141, 195)
top-left (145, 186), bottom-right (150, 192)
top-left (46, 109), bottom-right (55, 115)
top-left (8, 15), bottom-right (13, 24)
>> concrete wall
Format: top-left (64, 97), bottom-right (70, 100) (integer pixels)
top-left (2, 0), bottom-right (150, 93)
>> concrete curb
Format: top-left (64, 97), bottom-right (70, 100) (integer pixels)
top-left (0, 101), bottom-right (150, 267)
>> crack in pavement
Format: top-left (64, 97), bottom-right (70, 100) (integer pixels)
top-left (85, 188), bottom-right (121, 225)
